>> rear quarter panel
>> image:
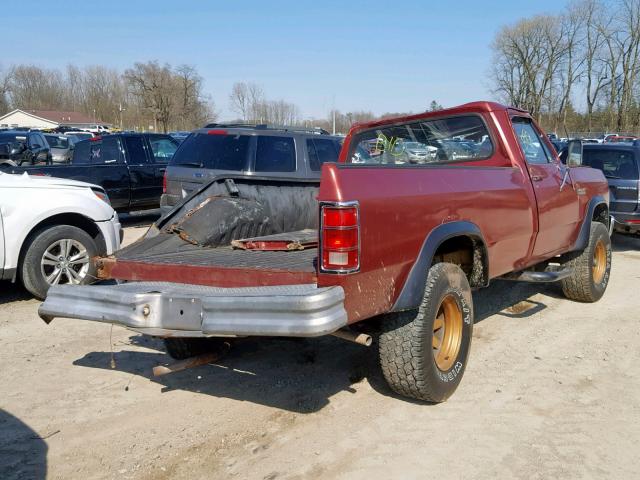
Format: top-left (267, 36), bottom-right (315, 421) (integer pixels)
top-left (317, 162), bottom-right (537, 323)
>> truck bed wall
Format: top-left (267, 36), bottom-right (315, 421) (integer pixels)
top-left (121, 177), bottom-right (320, 258)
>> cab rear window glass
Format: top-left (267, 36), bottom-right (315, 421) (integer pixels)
top-left (347, 115), bottom-right (493, 165)
top-left (170, 133), bottom-right (249, 170)
top-left (255, 136), bottom-right (296, 172)
top-left (583, 149), bottom-right (638, 180)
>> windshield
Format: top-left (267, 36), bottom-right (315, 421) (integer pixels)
top-left (45, 135), bottom-right (70, 149)
top-left (170, 132), bottom-right (250, 170)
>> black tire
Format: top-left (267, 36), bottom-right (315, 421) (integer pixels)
top-left (378, 263), bottom-right (474, 403)
top-left (163, 337), bottom-right (230, 360)
top-left (21, 225), bottom-right (98, 300)
top-left (561, 222), bottom-right (611, 302)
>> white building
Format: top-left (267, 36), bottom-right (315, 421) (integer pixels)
top-left (0, 109), bottom-right (109, 130)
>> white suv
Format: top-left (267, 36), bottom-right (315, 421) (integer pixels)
top-left (0, 172), bottom-right (121, 298)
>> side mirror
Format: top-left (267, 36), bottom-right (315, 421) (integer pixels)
top-left (566, 139), bottom-right (582, 167)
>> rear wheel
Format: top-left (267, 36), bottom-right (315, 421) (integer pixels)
top-left (561, 222), bottom-right (611, 302)
top-left (163, 337), bottom-right (230, 360)
top-left (378, 263), bottom-right (473, 402)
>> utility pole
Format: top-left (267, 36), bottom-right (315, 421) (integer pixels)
top-left (118, 103), bottom-right (126, 130)
top-left (332, 95), bottom-right (336, 135)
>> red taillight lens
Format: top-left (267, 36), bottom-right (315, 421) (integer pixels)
top-left (162, 170), bottom-right (167, 193)
top-left (323, 208), bottom-right (358, 228)
top-left (321, 205), bottom-right (359, 272)
top-left (207, 129), bottom-right (227, 135)
top-left (323, 228), bottom-right (358, 249)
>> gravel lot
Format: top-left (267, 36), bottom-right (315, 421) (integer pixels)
top-left (1, 224), bottom-right (639, 480)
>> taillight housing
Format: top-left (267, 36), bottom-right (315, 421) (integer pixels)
top-left (320, 202), bottom-right (360, 273)
top-left (162, 169), bottom-right (167, 193)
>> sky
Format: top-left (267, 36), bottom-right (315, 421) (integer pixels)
top-left (3, 0), bottom-right (570, 121)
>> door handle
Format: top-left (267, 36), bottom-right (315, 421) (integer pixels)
top-left (159, 168), bottom-right (166, 173)
top-left (531, 175), bottom-right (543, 182)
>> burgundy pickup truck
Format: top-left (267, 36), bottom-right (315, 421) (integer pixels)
top-left (40, 102), bottom-right (612, 402)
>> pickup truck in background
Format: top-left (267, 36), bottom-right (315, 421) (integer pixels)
top-left (40, 102), bottom-right (612, 403)
top-left (2, 133), bottom-right (178, 212)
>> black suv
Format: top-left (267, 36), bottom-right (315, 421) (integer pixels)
top-left (0, 130), bottom-right (51, 166)
top-left (581, 142), bottom-right (640, 235)
top-left (160, 124), bottom-right (343, 215)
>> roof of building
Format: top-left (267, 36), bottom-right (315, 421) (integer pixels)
top-left (0, 108), bottom-right (107, 125)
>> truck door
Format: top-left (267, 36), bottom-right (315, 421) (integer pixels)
top-left (512, 117), bottom-right (580, 256)
top-left (123, 135), bottom-right (157, 208)
top-left (85, 136), bottom-right (131, 210)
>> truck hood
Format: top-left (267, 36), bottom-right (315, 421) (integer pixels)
top-left (0, 171), bottom-right (100, 190)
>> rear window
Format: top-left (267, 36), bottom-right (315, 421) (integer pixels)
top-left (72, 141), bottom-right (90, 164)
top-left (93, 136), bottom-right (122, 164)
top-left (306, 138), bottom-right (341, 171)
top-left (255, 136), bottom-right (296, 172)
top-left (347, 115), bottom-right (493, 165)
top-left (583, 149), bottom-right (638, 180)
top-left (170, 133), bottom-right (250, 170)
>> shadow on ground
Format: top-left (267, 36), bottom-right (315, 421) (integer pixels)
top-left (611, 232), bottom-right (640, 253)
top-left (72, 278), bottom-right (564, 411)
top-left (0, 282), bottom-right (33, 305)
top-left (0, 409), bottom-right (48, 480)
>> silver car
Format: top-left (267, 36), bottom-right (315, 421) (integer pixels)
top-left (44, 134), bottom-right (74, 164)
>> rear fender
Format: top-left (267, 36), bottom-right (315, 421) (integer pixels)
top-left (391, 221), bottom-right (488, 311)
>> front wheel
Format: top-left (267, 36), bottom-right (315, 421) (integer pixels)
top-left (561, 222), bottom-right (611, 302)
top-left (378, 262), bottom-right (474, 403)
top-left (21, 225), bottom-right (98, 299)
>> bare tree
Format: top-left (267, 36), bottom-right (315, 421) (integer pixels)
top-left (229, 82), bottom-right (249, 121)
top-left (125, 61), bottom-right (177, 133)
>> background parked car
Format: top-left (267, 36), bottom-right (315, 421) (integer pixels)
top-left (2, 133), bottom-right (179, 212)
top-left (65, 131), bottom-right (96, 142)
top-left (0, 130), bottom-right (51, 166)
top-left (0, 172), bottom-right (121, 298)
top-left (581, 142), bottom-right (640, 235)
top-left (161, 124), bottom-right (343, 215)
top-left (44, 134), bottom-right (74, 164)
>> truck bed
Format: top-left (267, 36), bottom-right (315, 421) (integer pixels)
top-left (98, 241), bottom-right (318, 288)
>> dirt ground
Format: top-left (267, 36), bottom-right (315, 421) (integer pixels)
top-left (1, 223), bottom-right (639, 480)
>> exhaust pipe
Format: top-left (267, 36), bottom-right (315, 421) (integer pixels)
top-left (331, 329), bottom-right (372, 346)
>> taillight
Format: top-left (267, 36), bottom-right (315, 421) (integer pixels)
top-left (162, 169), bottom-right (167, 193)
top-left (207, 129), bottom-right (227, 135)
top-left (320, 202), bottom-right (360, 273)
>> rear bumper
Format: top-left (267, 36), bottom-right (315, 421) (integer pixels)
top-left (39, 281), bottom-right (347, 337)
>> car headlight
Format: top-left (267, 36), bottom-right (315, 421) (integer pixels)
top-left (91, 188), bottom-right (111, 205)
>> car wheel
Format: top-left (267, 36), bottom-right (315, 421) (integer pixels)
top-left (561, 222), bottom-right (611, 302)
top-left (378, 262), bottom-right (474, 402)
top-left (21, 225), bottom-right (98, 300)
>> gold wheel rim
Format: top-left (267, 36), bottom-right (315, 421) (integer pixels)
top-left (432, 294), bottom-right (463, 372)
top-left (592, 240), bottom-right (606, 285)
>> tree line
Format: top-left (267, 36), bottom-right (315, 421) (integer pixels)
top-left (491, 0), bottom-right (640, 134)
top-left (0, 61), bottom-right (215, 133)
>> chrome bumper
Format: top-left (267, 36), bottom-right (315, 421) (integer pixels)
top-left (39, 282), bottom-right (347, 337)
